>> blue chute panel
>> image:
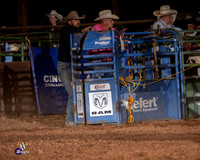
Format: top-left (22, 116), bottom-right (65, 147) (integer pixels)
top-left (83, 31), bottom-right (113, 50)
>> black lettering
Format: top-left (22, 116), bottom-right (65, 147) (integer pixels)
top-left (92, 111), bottom-right (97, 115)
top-left (98, 111), bottom-right (104, 114)
top-left (104, 110), bottom-right (111, 114)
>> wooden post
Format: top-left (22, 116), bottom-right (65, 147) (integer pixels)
top-left (17, 0), bottom-right (28, 27)
top-left (112, 0), bottom-right (119, 16)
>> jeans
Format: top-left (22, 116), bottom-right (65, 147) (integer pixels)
top-left (57, 61), bottom-right (74, 123)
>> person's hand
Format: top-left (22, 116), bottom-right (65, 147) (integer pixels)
top-left (120, 28), bottom-right (127, 37)
top-left (82, 26), bottom-right (92, 32)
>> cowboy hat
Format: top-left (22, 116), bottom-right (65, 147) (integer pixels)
top-left (62, 11), bottom-right (85, 23)
top-left (94, 10), bottom-right (119, 21)
top-left (153, 5), bottom-right (177, 17)
top-left (46, 10), bottom-right (63, 21)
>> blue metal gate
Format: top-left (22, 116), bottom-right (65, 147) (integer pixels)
top-left (70, 31), bottom-right (120, 125)
top-left (119, 30), bottom-right (183, 122)
top-left (70, 30), bottom-right (183, 125)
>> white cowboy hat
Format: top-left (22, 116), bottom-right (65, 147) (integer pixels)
top-left (94, 10), bottom-right (119, 21)
top-left (46, 10), bottom-right (63, 21)
top-left (153, 5), bottom-right (177, 17)
top-left (62, 11), bottom-right (85, 23)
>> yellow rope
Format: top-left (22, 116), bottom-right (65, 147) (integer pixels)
top-left (120, 60), bottom-right (200, 97)
top-left (135, 62), bottom-right (200, 88)
top-left (128, 94), bottom-right (134, 123)
top-left (152, 39), bottom-right (159, 73)
top-left (119, 57), bottom-right (142, 124)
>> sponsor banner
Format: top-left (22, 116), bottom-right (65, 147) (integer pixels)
top-left (43, 75), bottom-right (64, 87)
top-left (123, 96), bottom-right (159, 113)
top-left (83, 31), bottom-right (113, 50)
top-left (31, 47), bottom-right (67, 114)
top-left (77, 93), bottom-right (84, 118)
top-left (132, 97), bottom-right (159, 112)
top-left (89, 91), bottom-right (113, 117)
top-left (90, 83), bottom-right (110, 91)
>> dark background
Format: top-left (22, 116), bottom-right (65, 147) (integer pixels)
top-left (0, 0), bottom-right (199, 31)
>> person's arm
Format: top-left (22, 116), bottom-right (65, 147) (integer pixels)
top-left (81, 26), bottom-right (92, 33)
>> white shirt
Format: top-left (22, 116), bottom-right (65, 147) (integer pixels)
top-left (152, 19), bottom-right (171, 29)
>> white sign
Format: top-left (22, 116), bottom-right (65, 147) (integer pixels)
top-left (89, 91), bottom-right (113, 117)
top-left (77, 94), bottom-right (84, 118)
top-left (90, 83), bottom-right (110, 91)
top-left (76, 85), bottom-right (82, 93)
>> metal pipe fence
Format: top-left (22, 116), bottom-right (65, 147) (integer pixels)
top-left (178, 29), bottom-right (200, 118)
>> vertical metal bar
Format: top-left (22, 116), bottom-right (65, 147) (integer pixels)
top-left (70, 34), bottom-right (77, 125)
top-left (179, 43), bottom-right (185, 119)
top-left (25, 36), bottom-right (28, 61)
top-left (21, 41), bottom-right (24, 61)
top-left (29, 48), bottom-right (41, 114)
top-left (174, 38), bottom-right (181, 119)
top-left (112, 30), bottom-right (120, 124)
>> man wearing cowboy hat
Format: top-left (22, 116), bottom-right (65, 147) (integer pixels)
top-left (86, 10), bottom-right (120, 78)
top-left (152, 5), bottom-right (179, 78)
top-left (93, 9), bottom-right (119, 31)
top-left (57, 11), bottom-right (91, 125)
top-left (152, 5), bottom-right (177, 29)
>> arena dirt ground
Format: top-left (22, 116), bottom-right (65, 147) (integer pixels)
top-left (0, 114), bottom-right (199, 160)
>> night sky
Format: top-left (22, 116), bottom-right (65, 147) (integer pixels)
top-left (0, 0), bottom-right (199, 30)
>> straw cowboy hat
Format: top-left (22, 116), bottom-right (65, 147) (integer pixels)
top-left (46, 10), bottom-right (63, 21)
top-left (94, 10), bottom-right (119, 21)
top-left (153, 5), bottom-right (177, 17)
top-left (62, 11), bottom-right (85, 23)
